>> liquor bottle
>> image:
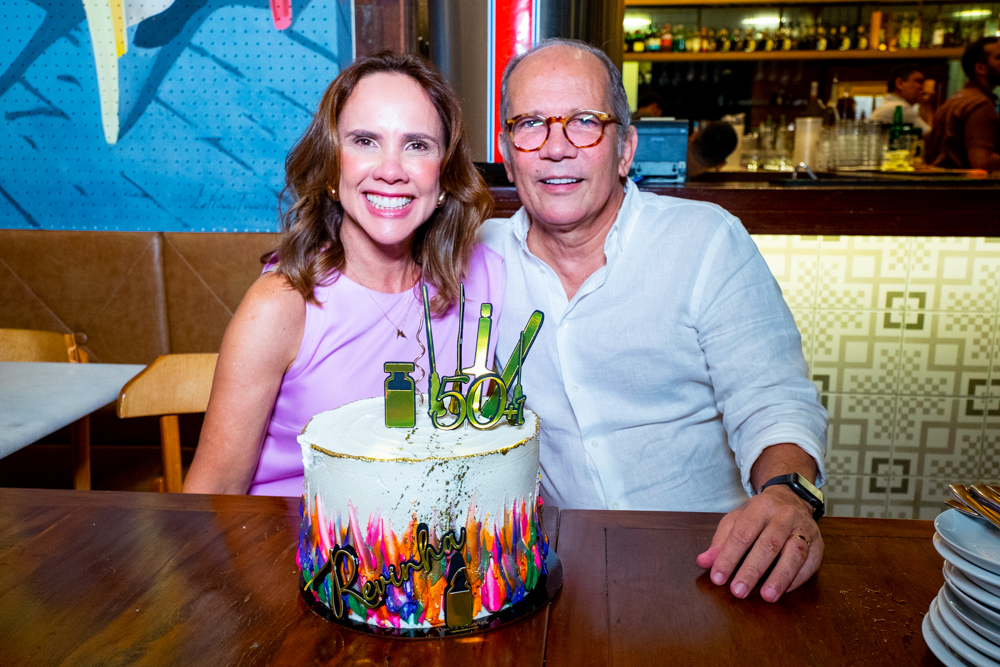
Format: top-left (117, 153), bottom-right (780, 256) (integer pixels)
top-left (674, 24), bottom-right (685, 52)
top-left (899, 13), bottom-right (912, 49)
top-left (888, 104), bottom-right (906, 150)
top-left (662, 24), bottom-right (673, 52)
top-left (969, 20), bottom-right (982, 43)
top-left (701, 27), bottom-right (711, 52)
top-left (745, 28), bottom-right (757, 52)
top-left (839, 25), bottom-right (851, 50)
top-left (803, 80), bottom-right (826, 117)
top-left (836, 84), bottom-right (856, 120)
top-left (632, 30), bottom-right (645, 52)
top-left (799, 23), bottom-right (816, 51)
top-left (791, 22), bottom-right (802, 49)
top-left (857, 24), bottom-right (869, 50)
top-left (764, 28), bottom-right (776, 51)
top-left (689, 26), bottom-right (701, 52)
top-left (719, 27), bottom-right (730, 52)
top-left (824, 76), bottom-right (840, 125)
top-left (910, 14), bottom-right (922, 49)
top-left (646, 25), bottom-right (661, 51)
top-left (781, 25), bottom-right (793, 50)
top-left (731, 27), bottom-right (742, 52)
top-left (931, 13), bottom-right (945, 47)
top-left (816, 20), bottom-right (828, 51)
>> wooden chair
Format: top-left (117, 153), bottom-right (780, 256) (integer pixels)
top-left (117, 354), bottom-right (217, 493)
top-left (0, 328), bottom-right (91, 489)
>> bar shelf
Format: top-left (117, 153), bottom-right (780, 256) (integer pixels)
top-left (624, 47), bottom-right (963, 61)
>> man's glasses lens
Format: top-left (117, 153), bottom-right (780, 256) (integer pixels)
top-left (510, 112), bottom-right (610, 151)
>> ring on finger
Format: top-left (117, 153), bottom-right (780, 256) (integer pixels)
top-left (789, 533), bottom-right (810, 545)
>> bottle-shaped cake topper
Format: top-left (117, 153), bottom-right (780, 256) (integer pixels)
top-left (381, 283), bottom-right (543, 429)
top-left (383, 362), bottom-right (416, 428)
top-left (445, 551), bottom-right (473, 628)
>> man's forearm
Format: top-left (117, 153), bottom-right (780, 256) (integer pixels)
top-left (749, 443), bottom-right (819, 493)
top-left (967, 147), bottom-right (1000, 172)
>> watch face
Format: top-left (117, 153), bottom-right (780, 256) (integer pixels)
top-left (794, 474), bottom-right (824, 503)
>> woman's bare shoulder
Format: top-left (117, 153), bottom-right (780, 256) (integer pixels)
top-left (239, 271), bottom-right (308, 319)
top-left (225, 272), bottom-right (307, 368)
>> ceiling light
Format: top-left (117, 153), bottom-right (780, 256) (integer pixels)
top-left (742, 17), bottom-right (781, 27)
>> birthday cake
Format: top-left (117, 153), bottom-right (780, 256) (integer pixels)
top-left (296, 396), bottom-right (549, 632)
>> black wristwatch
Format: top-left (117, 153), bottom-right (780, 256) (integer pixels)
top-left (759, 473), bottom-right (825, 521)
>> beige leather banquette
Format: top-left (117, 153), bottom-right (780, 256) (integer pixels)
top-left (0, 230), bottom-right (279, 364)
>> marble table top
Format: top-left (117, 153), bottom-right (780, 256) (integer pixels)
top-left (0, 362), bottom-right (145, 458)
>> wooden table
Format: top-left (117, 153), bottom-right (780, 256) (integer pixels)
top-left (0, 489), bottom-right (945, 666)
top-left (549, 510), bottom-right (945, 666)
top-left (0, 362), bottom-right (144, 458)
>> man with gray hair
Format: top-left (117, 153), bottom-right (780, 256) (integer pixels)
top-left (480, 39), bottom-right (828, 603)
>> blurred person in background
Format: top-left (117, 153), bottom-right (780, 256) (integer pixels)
top-left (927, 37), bottom-right (1000, 171)
top-left (869, 64), bottom-right (931, 134)
top-left (635, 92), bottom-right (665, 118)
top-left (687, 121), bottom-right (739, 179)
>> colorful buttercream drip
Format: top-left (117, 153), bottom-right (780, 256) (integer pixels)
top-left (297, 495), bottom-right (549, 629)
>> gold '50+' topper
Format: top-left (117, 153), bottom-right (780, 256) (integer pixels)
top-left (383, 284), bottom-right (543, 430)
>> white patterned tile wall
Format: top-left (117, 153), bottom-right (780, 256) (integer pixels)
top-left (754, 235), bottom-right (1000, 520)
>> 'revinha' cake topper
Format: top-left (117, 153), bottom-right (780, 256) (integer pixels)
top-left (383, 284), bottom-right (544, 431)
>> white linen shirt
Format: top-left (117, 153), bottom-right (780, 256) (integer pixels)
top-left (480, 181), bottom-right (827, 512)
top-left (869, 93), bottom-right (931, 135)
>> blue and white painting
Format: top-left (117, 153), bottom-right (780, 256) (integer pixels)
top-left (1, 0), bottom-right (352, 231)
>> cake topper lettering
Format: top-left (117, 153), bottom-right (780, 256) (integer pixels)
top-left (383, 283), bottom-right (544, 430)
top-left (303, 522), bottom-right (469, 625)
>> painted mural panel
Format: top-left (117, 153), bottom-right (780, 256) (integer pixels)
top-left (1, 0), bottom-right (352, 231)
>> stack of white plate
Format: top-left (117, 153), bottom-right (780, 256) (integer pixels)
top-left (924, 509), bottom-right (1000, 666)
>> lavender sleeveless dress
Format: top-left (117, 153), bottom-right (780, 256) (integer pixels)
top-left (248, 244), bottom-right (505, 496)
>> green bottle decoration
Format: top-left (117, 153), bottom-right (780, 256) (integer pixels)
top-left (384, 361), bottom-right (416, 428)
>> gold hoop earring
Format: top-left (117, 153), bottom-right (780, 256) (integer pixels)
top-left (437, 192), bottom-right (446, 208)
top-left (329, 187), bottom-right (338, 201)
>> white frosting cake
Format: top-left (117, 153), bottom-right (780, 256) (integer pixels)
top-left (296, 396), bottom-right (550, 631)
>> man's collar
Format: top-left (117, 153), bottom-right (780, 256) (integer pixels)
top-left (512, 180), bottom-right (639, 254)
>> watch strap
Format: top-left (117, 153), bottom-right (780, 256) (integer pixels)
top-left (760, 473), bottom-right (825, 521)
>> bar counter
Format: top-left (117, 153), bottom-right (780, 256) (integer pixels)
top-left (489, 177), bottom-right (1000, 236)
top-left (0, 488), bottom-right (945, 666)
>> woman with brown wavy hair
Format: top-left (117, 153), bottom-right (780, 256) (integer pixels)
top-left (183, 52), bottom-right (503, 495)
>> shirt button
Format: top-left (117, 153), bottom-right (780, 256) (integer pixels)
top-left (590, 440), bottom-right (598, 448)
top-left (612, 503), bottom-right (620, 510)
top-left (571, 385), bottom-right (579, 393)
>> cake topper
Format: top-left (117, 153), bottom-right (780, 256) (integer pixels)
top-left (382, 284), bottom-right (543, 430)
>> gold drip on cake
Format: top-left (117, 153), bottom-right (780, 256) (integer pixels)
top-left (308, 416), bottom-right (538, 463)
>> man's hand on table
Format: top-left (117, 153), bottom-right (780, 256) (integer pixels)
top-left (696, 443), bottom-right (823, 603)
